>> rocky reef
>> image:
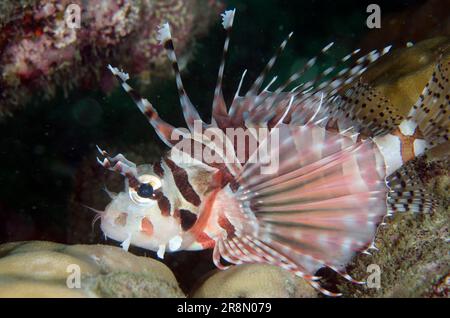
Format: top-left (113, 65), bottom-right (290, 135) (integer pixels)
top-left (0, 0), bottom-right (221, 117)
top-left (0, 241), bottom-right (184, 297)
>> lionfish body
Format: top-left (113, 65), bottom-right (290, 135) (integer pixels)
top-left (97, 10), bottom-right (449, 296)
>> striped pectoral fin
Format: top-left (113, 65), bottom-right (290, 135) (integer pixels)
top-left (214, 232), bottom-right (349, 297)
top-left (212, 124), bottom-right (388, 296)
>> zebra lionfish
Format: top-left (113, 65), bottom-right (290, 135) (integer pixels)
top-left (95, 10), bottom-right (449, 296)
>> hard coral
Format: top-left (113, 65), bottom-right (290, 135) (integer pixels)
top-left (0, 241), bottom-right (185, 297)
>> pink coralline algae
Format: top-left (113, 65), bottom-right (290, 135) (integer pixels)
top-left (0, 0), bottom-right (221, 117)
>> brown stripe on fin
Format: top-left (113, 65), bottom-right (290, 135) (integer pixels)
top-left (157, 23), bottom-right (201, 131)
top-left (218, 214), bottom-right (235, 238)
top-left (107, 65), bottom-right (181, 148)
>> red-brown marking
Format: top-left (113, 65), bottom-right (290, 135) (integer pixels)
top-left (189, 188), bottom-right (220, 248)
top-left (141, 217), bottom-right (154, 236)
top-left (218, 214), bottom-right (235, 238)
top-left (195, 232), bottom-right (216, 249)
top-left (144, 106), bottom-right (157, 120)
top-left (153, 161), bottom-right (164, 177)
top-left (164, 158), bottom-right (201, 206)
top-left (125, 172), bottom-right (140, 190)
top-left (392, 127), bottom-right (423, 164)
top-left (178, 209), bottom-right (198, 231)
top-left (211, 169), bottom-right (236, 190)
top-left (154, 190), bottom-right (171, 216)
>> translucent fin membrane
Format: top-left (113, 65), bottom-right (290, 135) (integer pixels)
top-left (408, 52), bottom-right (449, 148)
top-left (326, 81), bottom-right (405, 137)
top-left (217, 124), bottom-right (387, 295)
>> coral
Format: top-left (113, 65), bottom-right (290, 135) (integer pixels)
top-left (0, 0), bottom-right (221, 117)
top-left (0, 240), bottom-right (185, 297)
top-left (192, 264), bottom-right (318, 298)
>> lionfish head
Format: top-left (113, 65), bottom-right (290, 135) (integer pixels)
top-left (99, 147), bottom-right (222, 256)
top-left (99, 161), bottom-right (173, 254)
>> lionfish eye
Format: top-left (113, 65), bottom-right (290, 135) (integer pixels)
top-left (129, 174), bottom-right (162, 204)
top-left (137, 183), bottom-right (154, 198)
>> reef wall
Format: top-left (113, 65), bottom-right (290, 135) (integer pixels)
top-left (0, 0), bottom-right (221, 117)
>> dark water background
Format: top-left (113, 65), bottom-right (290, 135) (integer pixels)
top-left (0, 0), bottom-right (431, 292)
